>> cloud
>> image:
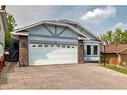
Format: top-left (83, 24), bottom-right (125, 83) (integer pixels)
top-left (79, 6), bottom-right (116, 23)
top-left (109, 22), bottom-right (127, 31)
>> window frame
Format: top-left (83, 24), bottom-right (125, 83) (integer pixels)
top-left (86, 44), bottom-right (99, 56)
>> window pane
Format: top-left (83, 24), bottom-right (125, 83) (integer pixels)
top-left (32, 45), bottom-right (36, 47)
top-left (62, 45), bottom-right (66, 48)
top-left (56, 45), bottom-right (60, 47)
top-left (87, 45), bottom-right (91, 55)
top-left (38, 44), bottom-right (42, 47)
top-left (93, 45), bottom-right (98, 55)
top-left (44, 44), bottom-right (48, 47)
top-left (67, 45), bottom-right (70, 48)
top-left (50, 44), bottom-right (55, 47)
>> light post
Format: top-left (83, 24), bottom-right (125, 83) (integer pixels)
top-left (103, 42), bottom-right (106, 66)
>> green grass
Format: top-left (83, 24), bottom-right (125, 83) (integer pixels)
top-left (100, 63), bottom-right (127, 74)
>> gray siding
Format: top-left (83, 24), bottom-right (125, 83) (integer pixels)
top-left (28, 24), bottom-right (79, 44)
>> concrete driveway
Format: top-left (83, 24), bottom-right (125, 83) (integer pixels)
top-left (1, 63), bottom-right (127, 89)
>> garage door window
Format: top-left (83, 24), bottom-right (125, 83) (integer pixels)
top-left (50, 44), bottom-right (55, 47)
top-left (32, 45), bottom-right (36, 47)
top-left (56, 45), bottom-right (60, 47)
top-left (44, 44), bottom-right (49, 47)
top-left (72, 46), bottom-right (74, 48)
top-left (31, 44), bottom-right (76, 49)
top-left (67, 45), bottom-right (70, 48)
top-left (38, 44), bottom-right (42, 47)
top-left (62, 45), bottom-right (66, 48)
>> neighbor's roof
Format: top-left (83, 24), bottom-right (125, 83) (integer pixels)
top-left (100, 44), bottom-right (127, 53)
top-left (0, 9), bottom-right (7, 32)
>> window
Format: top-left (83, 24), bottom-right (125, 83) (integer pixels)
top-left (50, 44), bottom-right (55, 47)
top-left (62, 45), bottom-right (66, 48)
top-left (93, 45), bottom-right (98, 55)
top-left (38, 44), bottom-right (42, 47)
top-left (87, 45), bottom-right (91, 55)
top-left (32, 45), bottom-right (36, 47)
top-left (44, 44), bottom-right (48, 47)
top-left (67, 45), bottom-right (70, 48)
top-left (56, 45), bottom-right (60, 47)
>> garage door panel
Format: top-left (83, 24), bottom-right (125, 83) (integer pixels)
top-left (29, 44), bottom-right (77, 65)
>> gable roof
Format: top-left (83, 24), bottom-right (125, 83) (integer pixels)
top-left (100, 44), bottom-right (127, 54)
top-left (12, 20), bottom-right (102, 42)
top-left (0, 9), bottom-right (7, 32)
top-left (58, 20), bottom-right (101, 41)
top-left (13, 21), bottom-right (87, 39)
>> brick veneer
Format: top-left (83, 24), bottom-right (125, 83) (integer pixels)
top-left (19, 36), bottom-right (28, 66)
top-left (78, 39), bottom-right (84, 64)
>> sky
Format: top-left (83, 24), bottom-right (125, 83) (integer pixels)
top-left (6, 5), bottom-right (127, 35)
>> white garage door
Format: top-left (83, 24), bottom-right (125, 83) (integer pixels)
top-left (29, 44), bottom-right (78, 65)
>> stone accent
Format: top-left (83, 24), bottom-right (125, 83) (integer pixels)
top-left (19, 36), bottom-right (28, 66)
top-left (78, 39), bottom-right (84, 64)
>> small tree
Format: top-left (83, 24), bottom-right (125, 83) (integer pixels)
top-left (99, 28), bottom-right (127, 44)
top-left (5, 13), bottom-right (16, 50)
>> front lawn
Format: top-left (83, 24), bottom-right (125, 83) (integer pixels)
top-left (100, 63), bottom-right (127, 74)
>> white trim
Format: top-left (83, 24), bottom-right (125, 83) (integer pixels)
top-left (86, 44), bottom-right (99, 56)
top-left (78, 37), bottom-right (87, 40)
top-left (0, 10), bottom-right (6, 13)
top-left (12, 32), bottom-right (28, 36)
top-left (84, 40), bottom-right (102, 43)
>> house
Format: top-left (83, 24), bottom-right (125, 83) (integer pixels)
top-left (12, 20), bottom-right (101, 66)
top-left (0, 7), bottom-right (7, 60)
top-left (100, 44), bottom-right (127, 65)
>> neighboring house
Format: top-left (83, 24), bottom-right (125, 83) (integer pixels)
top-left (100, 44), bottom-right (127, 65)
top-left (0, 8), bottom-right (7, 59)
top-left (12, 20), bottom-right (101, 66)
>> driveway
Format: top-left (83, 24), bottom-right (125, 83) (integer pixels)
top-left (1, 63), bottom-right (127, 89)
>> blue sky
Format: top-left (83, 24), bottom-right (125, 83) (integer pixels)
top-left (6, 5), bottom-right (127, 35)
